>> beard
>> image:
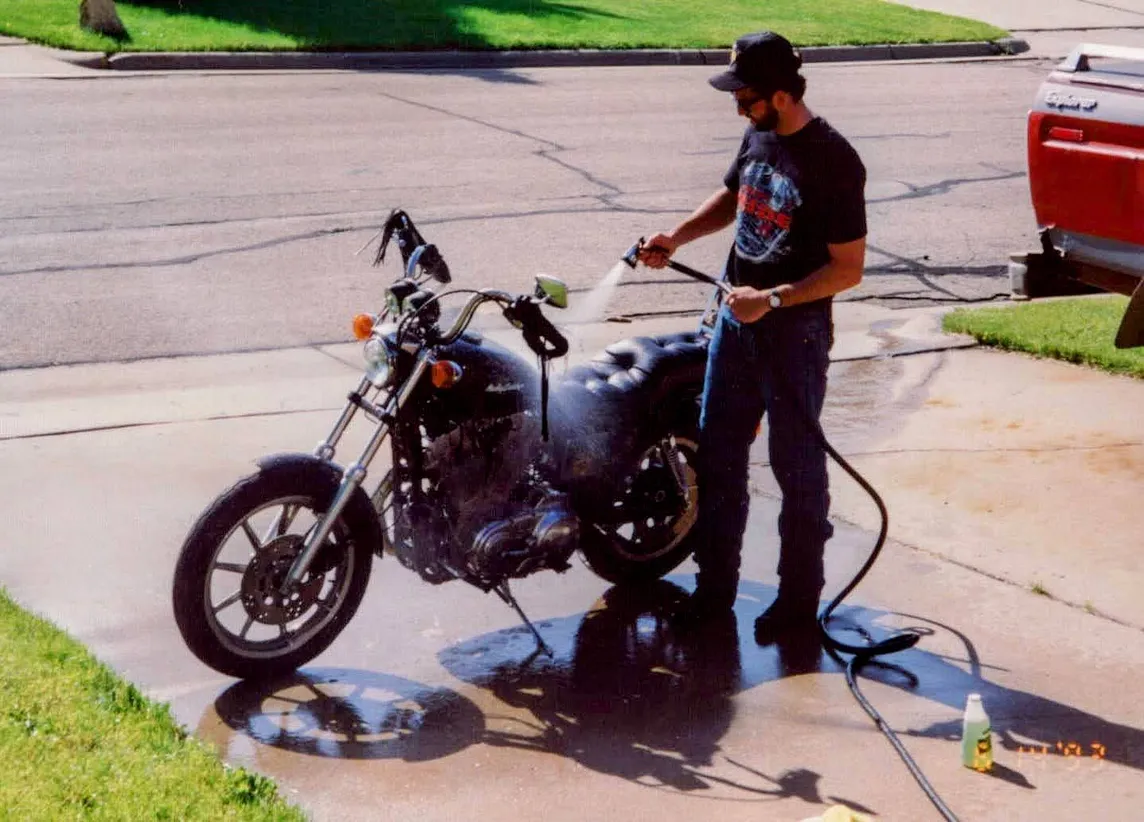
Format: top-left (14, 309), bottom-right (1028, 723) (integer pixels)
top-left (752, 105), bottom-right (780, 132)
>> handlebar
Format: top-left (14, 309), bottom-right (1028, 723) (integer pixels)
top-left (433, 289), bottom-right (568, 359)
top-left (435, 289), bottom-right (513, 345)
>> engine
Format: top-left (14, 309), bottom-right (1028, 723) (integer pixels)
top-left (422, 413), bottom-right (578, 583)
top-left (468, 494), bottom-right (579, 580)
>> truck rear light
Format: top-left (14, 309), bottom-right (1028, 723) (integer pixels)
top-left (1047, 126), bottom-right (1086, 143)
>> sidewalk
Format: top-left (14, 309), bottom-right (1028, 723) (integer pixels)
top-left (890, 0), bottom-right (1144, 30)
top-left (0, 38), bottom-right (1027, 78)
top-left (888, 0), bottom-right (1144, 54)
top-left (1, 305), bottom-right (1141, 819)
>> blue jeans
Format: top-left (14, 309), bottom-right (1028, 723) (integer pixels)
top-left (695, 303), bottom-right (834, 605)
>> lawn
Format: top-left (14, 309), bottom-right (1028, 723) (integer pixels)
top-left (943, 296), bottom-right (1144, 379)
top-left (0, 0), bottom-right (1007, 53)
top-left (0, 588), bottom-right (305, 821)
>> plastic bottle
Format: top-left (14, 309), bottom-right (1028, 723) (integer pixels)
top-left (961, 693), bottom-right (993, 772)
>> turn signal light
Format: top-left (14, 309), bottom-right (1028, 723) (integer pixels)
top-left (352, 313), bottom-right (375, 341)
top-left (431, 360), bottom-right (464, 389)
top-left (1047, 126), bottom-right (1085, 143)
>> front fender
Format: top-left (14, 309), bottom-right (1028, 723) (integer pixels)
top-left (254, 453), bottom-right (385, 560)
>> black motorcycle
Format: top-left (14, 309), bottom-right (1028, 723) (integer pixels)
top-left (172, 210), bottom-right (711, 679)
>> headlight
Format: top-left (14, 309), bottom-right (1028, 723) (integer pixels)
top-left (363, 335), bottom-right (395, 387)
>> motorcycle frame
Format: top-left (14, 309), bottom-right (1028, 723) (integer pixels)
top-left (282, 268), bottom-right (724, 593)
top-left (281, 290), bottom-right (514, 590)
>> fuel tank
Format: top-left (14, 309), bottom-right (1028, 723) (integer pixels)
top-left (420, 330), bottom-right (542, 434)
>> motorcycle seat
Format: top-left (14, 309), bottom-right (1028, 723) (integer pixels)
top-left (558, 331), bottom-right (708, 414)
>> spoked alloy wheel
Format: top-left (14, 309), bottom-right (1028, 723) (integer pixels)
top-left (173, 470), bottom-right (373, 680)
top-left (579, 431), bottom-right (702, 585)
top-left (206, 496), bottom-right (355, 655)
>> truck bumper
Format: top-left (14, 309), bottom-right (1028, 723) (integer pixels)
top-left (1009, 231), bottom-right (1144, 348)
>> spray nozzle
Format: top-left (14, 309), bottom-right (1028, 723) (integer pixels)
top-left (620, 237), bottom-right (731, 295)
top-left (621, 238), bottom-right (644, 269)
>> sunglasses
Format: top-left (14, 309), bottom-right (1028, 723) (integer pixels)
top-left (733, 90), bottom-right (771, 113)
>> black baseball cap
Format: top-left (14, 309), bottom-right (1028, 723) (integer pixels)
top-left (709, 31), bottom-right (802, 93)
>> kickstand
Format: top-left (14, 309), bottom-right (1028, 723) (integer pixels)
top-left (493, 581), bottom-right (553, 658)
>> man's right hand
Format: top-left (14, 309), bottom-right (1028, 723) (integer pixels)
top-left (637, 233), bottom-right (678, 269)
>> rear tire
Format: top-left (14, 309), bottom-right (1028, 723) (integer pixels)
top-left (172, 467), bottom-right (373, 680)
top-left (579, 424), bottom-right (702, 585)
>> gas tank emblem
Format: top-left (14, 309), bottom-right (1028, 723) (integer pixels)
top-left (1045, 91), bottom-right (1098, 111)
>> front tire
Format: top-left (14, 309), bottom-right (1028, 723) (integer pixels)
top-left (173, 465), bottom-right (374, 680)
top-left (579, 426), bottom-right (702, 585)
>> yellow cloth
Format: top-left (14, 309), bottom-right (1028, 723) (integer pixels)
top-left (799, 805), bottom-right (872, 822)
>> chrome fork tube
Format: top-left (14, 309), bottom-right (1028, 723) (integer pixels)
top-left (283, 357), bottom-right (431, 588)
top-left (315, 375), bottom-right (373, 462)
top-left (262, 375), bottom-right (373, 544)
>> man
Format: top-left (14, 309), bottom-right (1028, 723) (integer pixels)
top-left (640, 31), bottom-right (867, 645)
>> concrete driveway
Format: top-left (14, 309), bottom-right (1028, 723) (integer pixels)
top-left (2, 304), bottom-right (1141, 820)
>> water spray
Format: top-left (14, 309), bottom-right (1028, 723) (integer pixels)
top-left (622, 240), bottom-right (958, 822)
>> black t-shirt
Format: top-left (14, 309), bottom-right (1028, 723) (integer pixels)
top-left (723, 117), bottom-right (866, 304)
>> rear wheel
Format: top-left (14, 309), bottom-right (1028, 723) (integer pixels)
top-left (579, 427), bottom-right (701, 585)
top-left (172, 469), bottom-right (373, 680)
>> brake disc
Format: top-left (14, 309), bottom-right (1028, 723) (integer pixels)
top-left (240, 536), bottom-right (327, 625)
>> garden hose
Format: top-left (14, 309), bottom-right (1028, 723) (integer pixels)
top-left (630, 244), bottom-right (963, 821)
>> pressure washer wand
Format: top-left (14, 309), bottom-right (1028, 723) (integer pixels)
top-left (622, 238), bottom-right (732, 294)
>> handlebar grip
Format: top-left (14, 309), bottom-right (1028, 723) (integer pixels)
top-left (505, 299), bottom-right (569, 359)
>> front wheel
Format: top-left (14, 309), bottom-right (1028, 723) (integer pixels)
top-left (579, 427), bottom-right (702, 585)
top-left (172, 467), bottom-right (373, 680)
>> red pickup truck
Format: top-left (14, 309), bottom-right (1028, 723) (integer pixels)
top-left (1010, 43), bottom-right (1144, 348)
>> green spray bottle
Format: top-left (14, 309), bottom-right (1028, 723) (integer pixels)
top-left (961, 693), bottom-right (993, 772)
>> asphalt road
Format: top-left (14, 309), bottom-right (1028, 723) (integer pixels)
top-left (1, 57), bottom-right (1054, 369)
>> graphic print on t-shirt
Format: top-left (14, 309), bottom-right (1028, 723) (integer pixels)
top-left (735, 160), bottom-right (802, 264)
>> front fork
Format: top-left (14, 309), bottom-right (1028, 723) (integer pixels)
top-left (281, 356), bottom-right (431, 589)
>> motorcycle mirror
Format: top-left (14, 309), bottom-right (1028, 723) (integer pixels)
top-left (405, 244), bottom-right (452, 284)
top-left (534, 275), bottom-right (568, 309)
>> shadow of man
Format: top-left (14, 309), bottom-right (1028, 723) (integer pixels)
top-left (438, 578), bottom-right (873, 812)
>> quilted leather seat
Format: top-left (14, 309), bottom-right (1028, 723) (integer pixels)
top-left (558, 331), bottom-right (708, 415)
top-left (549, 331), bottom-right (708, 515)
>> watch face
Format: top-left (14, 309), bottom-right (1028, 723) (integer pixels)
top-left (769, 293), bottom-right (782, 308)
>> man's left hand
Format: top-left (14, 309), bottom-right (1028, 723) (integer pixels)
top-left (725, 286), bottom-right (772, 323)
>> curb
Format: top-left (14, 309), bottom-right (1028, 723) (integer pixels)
top-left (52, 38), bottom-right (1029, 72)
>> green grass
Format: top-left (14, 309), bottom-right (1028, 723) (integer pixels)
top-left (0, 588), bottom-right (305, 821)
top-left (0, 0), bottom-right (1007, 53)
top-left (944, 296), bottom-right (1144, 379)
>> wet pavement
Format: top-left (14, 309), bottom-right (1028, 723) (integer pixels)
top-left (2, 307), bottom-right (1142, 820)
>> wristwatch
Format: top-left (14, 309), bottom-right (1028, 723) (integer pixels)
top-left (768, 291), bottom-right (783, 309)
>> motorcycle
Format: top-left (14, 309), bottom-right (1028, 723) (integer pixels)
top-left (172, 210), bottom-right (712, 680)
